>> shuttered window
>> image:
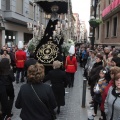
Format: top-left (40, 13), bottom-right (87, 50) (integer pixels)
top-left (106, 21), bottom-right (109, 38)
top-left (16, 0), bottom-right (23, 14)
top-left (6, 0), bottom-right (10, 10)
top-left (29, 3), bottom-right (34, 19)
top-left (113, 17), bottom-right (117, 37)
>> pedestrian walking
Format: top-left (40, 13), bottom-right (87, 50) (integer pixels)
top-left (44, 60), bottom-right (68, 114)
top-left (65, 45), bottom-right (77, 87)
top-left (0, 58), bottom-right (15, 119)
top-left (15, 41), bottom-right (26, 83)
top-left (0, 81), bottom-right (11, 120)
top-left (15, 63), bottom-right (56, 120)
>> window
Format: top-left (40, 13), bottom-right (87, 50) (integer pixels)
top-left (29, 2), bottom-right (34, 19)
top-left (106, 21), bottom-right (109, 38)
top-left (16, 0), bottom-right (23, 14)
top-left (113, 17), bottom-right (117, 37)
top-left (6, 0), bottom-right (10, 10)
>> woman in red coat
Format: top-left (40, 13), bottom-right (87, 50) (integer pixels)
top-left (65, 45), bottom-right (77, 87)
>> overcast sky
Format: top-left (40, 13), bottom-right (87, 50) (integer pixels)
top-left (71, 0), bottom-right (90, 35)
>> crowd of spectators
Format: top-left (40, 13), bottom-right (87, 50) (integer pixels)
top-left (76, 44), bottom-right (120, 120)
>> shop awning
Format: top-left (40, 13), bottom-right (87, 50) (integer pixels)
top-left (35, 0), bottom-right (68, 14)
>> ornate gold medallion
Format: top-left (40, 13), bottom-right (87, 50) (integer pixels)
top-left (36, 41), bottom-right (59, 63)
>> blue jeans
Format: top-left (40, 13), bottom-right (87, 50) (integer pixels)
top-left (16, 68), bottom-right (24, 82)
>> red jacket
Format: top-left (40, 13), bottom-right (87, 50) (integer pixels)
top-left (15, 50), bottom-right (26, 68)
top-left (100, 80), bottom-right (113, 112)
top-left (65, 56), bottom-right (77, 73)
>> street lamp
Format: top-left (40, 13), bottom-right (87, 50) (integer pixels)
top-left (91, 0), bottom-right (98, 50)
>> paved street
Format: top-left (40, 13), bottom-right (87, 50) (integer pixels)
top-left (11, 65), bottom-right (88, 120)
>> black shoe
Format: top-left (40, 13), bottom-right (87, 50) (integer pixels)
top-left (92, 114), bottom-right (96, 117)
top-left (21, 79), bottom-right (24, 82)
top-left (16, 81), bottom-right (19, 84)
top-left (90, 104), bottom-right (94, 107)
top-left (89, 101), bottom-right (94, 104)
top-left (57, 109), bottom-right (60, 114)
top-left (21, 80), bottom-right (24, 83)
top-left (99, 118), bottom-right (103, 120)
top-left (10, 113), bottom-right (13, 117)
top-left (68, 84), bottom-right (71, 88)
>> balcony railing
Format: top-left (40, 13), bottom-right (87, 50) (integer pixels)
top-left (102, 0), bottom-right (120, 17)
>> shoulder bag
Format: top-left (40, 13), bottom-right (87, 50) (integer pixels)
top-left (31, 84), bottom-right (56, 120)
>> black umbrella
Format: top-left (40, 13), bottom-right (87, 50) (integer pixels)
top-left (35, 0), bottom-right (68, 14)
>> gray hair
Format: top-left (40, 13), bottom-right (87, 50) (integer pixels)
top-left (53, 60), bottom-right (61, 69)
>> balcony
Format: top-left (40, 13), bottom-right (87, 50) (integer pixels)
top-left (102, 0), bottom-right (120, 19)
top-left (4, 11), bottom-right (35, 26)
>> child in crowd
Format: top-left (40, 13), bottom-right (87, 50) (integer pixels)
top-left (92, 69), bottom-right (108, 119)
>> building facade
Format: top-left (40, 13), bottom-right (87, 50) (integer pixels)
top-left (0, 0), bottom-right (73, 48)
top-left (73, 13), bottom-right (80, 42)
top-left (80, 21), bottom-right (87, 43)
top-left (0, 0), bottom-right (47, 48)
top-left (101, 0), bottom-right (120, 45)
top-left (90, 0), bottom-right (120, 46)
top-left (89, 0), bottom-right (101, 45)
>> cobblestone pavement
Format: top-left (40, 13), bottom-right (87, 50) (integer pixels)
top-left (11, 65), bottom-right (88, 120)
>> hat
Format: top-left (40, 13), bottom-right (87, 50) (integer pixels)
top-left (18, 41), bottom-right (23, 49)
top-left (68, 45), bottom-right (75, 55)
top-left (96, 54), bottom-right (103, 60)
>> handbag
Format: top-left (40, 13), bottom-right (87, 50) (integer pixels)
top-left (31, 85), bottom-right (56, 120)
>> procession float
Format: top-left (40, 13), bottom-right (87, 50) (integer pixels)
top-left (27, 0), bottom-right (74, 74)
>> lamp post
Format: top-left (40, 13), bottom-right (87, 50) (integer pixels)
top-left (91, 0), bottom-right (98, 50)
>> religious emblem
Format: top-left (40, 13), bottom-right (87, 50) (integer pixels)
top-left (36, 41), bottom-right (59, 63)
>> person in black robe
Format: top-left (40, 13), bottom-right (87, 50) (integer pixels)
top-left (44, 60), bottom-right (68, 114)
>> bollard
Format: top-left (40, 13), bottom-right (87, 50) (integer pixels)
top-left (88, 116), bottom-right (94, 120)
top-left (81, 78), bottom-right (87, 108)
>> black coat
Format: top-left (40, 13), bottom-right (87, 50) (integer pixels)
top-left (1, 70), bottom-right (15, 86)
top-left (0, 80), bottom-right (10, 119)
top-left (25, 58), bottom-right (37, 70)
top-left (44, 68), bottom-right (68, 106)
top-left (15, 83), bottom-right (56, 120)
top-left (89, 61), bottom-right (103, 86)
top-left (24, 58), bottom-right (37, 76)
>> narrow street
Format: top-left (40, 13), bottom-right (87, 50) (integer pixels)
top-left (11, 64), bottom-right (88, 120)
